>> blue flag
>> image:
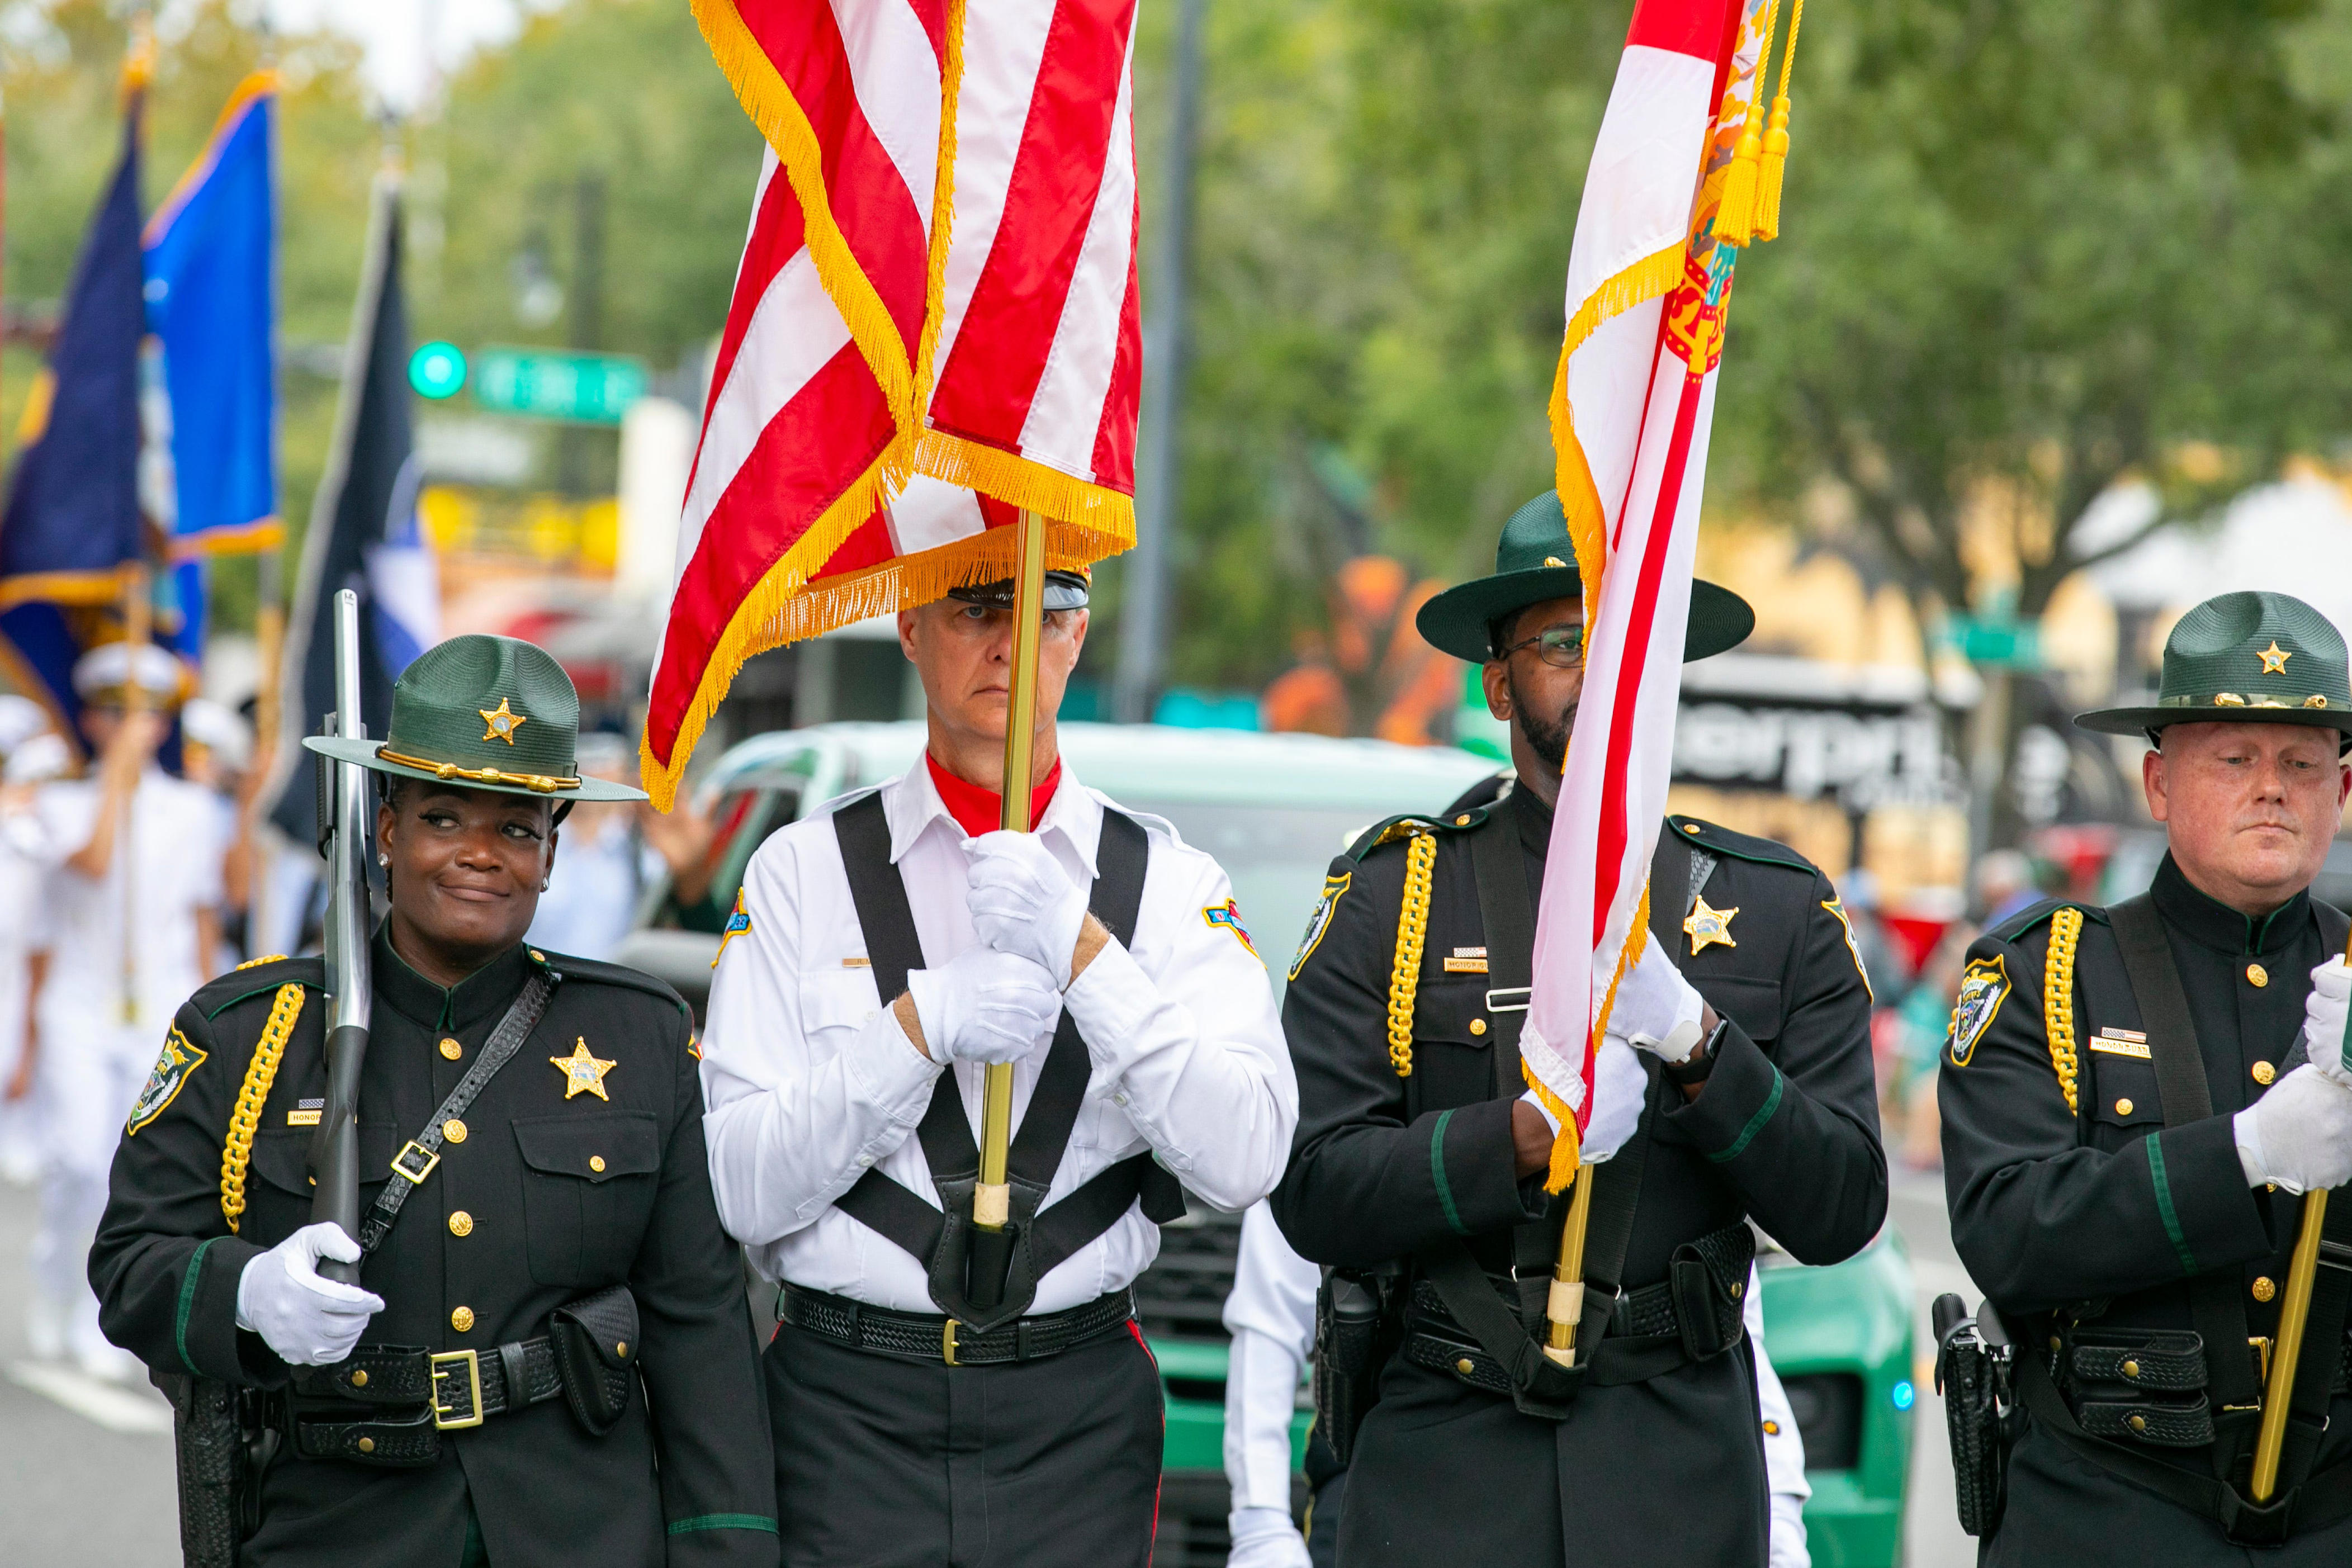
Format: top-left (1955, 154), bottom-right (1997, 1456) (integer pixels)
top-left (0, 93), bottom-right (149, 742)
top-left (145, 72), bottom-right (277, 556)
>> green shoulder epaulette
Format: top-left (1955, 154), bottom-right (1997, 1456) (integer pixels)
top-left (195, 955), bottom-right (325, 1022)
top-left (531, 949), bottom-right (694, 1019)
top-left (1989, 898), bottom-right (2109, 946)
top-left (1665, 816), bottom-right (1816, 875)
top-left (1345, 805), bottom-right (1493, 864)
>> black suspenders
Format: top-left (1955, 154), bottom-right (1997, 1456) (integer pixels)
top-left (826, 790), bottom-right (1182, 1332)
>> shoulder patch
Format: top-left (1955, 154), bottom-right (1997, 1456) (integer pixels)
top-left (1667, 816), bottom-right (1815, 875)
top-left (1821, 897), bottom-right (1874, 1002)
top-left (127, 1026), bottom-right (206, 1136)
top-left (1947, 955), bottom-right (2011, 1067)
top-left (713, 890), bottom-right (753, 969)
top-left (1204, 899), bottom-right (1258, 960)
top-left (1290, 871), bottom-right (1352, 981)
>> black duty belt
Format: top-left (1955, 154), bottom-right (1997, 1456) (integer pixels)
top-left (1401, 1221), bottom-right (1755, 1399)
top-left (284, 1333), bottom-right (565, 1465)
top-left (779, 1282), bottom-right (1134, 1367)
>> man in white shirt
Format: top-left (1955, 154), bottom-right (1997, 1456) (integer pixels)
top-left (1218, 1200), bottom-right (1815, 1568)
top-left (10, 642), bottom-right (224, 1378)
top-left (700, 569), bottom-right (1298, 1567)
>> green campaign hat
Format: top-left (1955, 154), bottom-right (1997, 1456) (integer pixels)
top-left (1414, 490), bottom-right (1755, 664)
top-left (2076, 590), bottom-right (2352, 742)
top-left (303, 634), bottom-right (648, 803)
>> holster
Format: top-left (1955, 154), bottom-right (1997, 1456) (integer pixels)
top-left (1933, 1294), bottom-right (2016, 1537)
top-left (157, 1370), bottom-right (275, 1568)
top-left (1313, 1266), bottom-right (1402, 1465)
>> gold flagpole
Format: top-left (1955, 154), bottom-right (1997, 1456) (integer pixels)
top-left (119, 562), bottom-right (153, 1025)
top-left (1544, 1163), bottom-right (1594, 1365)
top-left (973, 509), bottom-right (1048, 1235)
top-left (2249, 924), bottom-right (2352, 1499)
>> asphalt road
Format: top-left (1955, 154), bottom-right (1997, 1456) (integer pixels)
top-left (0, 1168), bottom-right (1982, 1568)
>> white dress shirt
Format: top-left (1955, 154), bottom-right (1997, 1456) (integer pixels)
top-left (700, 754), bottom-right (1298, 1313)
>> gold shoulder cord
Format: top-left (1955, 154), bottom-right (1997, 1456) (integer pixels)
top-left (219, 982), bottom-right (308, 1233)
top-left (2043, 908), bottom-right (2081, 1115)
top-left (1386, 832), bottom-right (1437, 1078)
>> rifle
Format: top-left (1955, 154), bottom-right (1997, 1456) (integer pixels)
top-left (308, 588), bottom-right (375, 1282)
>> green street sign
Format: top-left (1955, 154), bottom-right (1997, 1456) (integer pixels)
top-left (409, 340), bottom-right (468, 400)
top-left (471, 347), bottom-right (649, 424)
top-left (1946, 614), bottom-right (2042, 670)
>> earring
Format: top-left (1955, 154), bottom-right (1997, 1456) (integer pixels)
top-left (540, 876), bottom-right (551, 891)
top-left (377, 854), bottom-right (389, 868)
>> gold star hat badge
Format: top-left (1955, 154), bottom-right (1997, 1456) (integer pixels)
top-left (552, 1038), bottom-right (618, 1100)
top-left (480, 697), bottom-right (527, 744)
top-left (2259, 640), bottom-right (2292, 675)
top-left (1684, 894), bottom-right (1739, 956)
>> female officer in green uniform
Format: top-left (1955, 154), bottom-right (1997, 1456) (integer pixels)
top-left (90, 634), bottom-right (778, 1568)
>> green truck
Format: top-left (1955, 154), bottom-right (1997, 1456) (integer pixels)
top-left (619, 721), bottom-right (1914, 1565)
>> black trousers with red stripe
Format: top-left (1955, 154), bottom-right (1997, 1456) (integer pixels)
top-left (764, 1317), bottom-right (1165, 1567)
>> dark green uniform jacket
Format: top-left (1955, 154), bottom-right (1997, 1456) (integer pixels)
top-left (1271, 781), bottom-right (1885, 1566)
top-left (1940, 854), bottom-right (2352, 1562)
top-left (89, 932), bottom-right (779, 1568)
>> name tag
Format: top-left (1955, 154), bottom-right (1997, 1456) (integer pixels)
top-left (287, 1097), bottom-right (325, 1127)
top-left (841, 957), bottom-right (871, 969)
top-left (1443, 956), bottom-right (1489, 974)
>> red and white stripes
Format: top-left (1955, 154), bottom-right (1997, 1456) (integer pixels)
top-left (648, 1), bottom-right (1142, 807)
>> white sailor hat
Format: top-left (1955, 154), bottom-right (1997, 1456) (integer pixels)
top-left (0, 694), bottom-right (48, 755)
top-left (181, 697), bottom-right (253, 769)
top-left (4, 732), bottom-right (69, 784)
top-left (72, 642), bottom-right (188, 704)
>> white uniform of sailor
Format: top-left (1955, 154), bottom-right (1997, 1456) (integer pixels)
top-left (23, 759), bottom-right (223, 1371)
top-left (701, 754), bottom-right (1296, 1305)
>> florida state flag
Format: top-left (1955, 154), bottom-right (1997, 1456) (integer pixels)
top-left (649, 1), bottom-right (1142, 807)
top-left (1521, 0), bottom-right (1790, 1185)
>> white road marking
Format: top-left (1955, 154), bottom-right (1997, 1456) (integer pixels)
top-left (7, 1361), bottom-right (174, 1435)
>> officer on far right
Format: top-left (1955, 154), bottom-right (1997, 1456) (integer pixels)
top-left (1941, 590), bottom-right (2352, 1560)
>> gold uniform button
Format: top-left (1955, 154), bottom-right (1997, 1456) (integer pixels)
top-left (2121, 1359), bottom-right (2141, 1380)
top-left (2128, 1414), bottom-right (2148, 1434)
top-left (449, 1211), bottom-right (474, 1238)
top-left (1762, 1420), bottom-right (1780, 1436)
top-left (2247, 963), bottom-right (2269, 987)
top-left (349, 1370), bottom-right (368, 1389)
top-left (616, 1342), bottom-right (628, 1358)
top-left (357, 1437), bottom-right (375, 1455)
top-left (1455, 815), bottom-right (1472, 826)
top-left (1469, 1019), bottom-right (1487, 1037)
top-left (589, 1155), bottom-right (606, 1173)
top-left (2252, 1060), bottom-right (2277, 1086)
top-left (451, 1306), bottom-right (475, 1333)
top-left (2114, 1098), bottom-right (2134, 1117)
top-left (1454, 1357), bottom-right (1476, 1376)
top-left (2254, 1277), bottom-right (2278, 1303)
top-left (439, 1038), bottom-right (463, 1060)
top-left (443, 1119), bottom-right (467, 1144)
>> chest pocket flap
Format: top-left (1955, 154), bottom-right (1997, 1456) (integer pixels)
top-left (801, 971), bottom-right (883, 1036)
top-left (248, 1124), bottom-right (397, 1198)
top-left (513, 1113), bottom-right (662, 1182)
top-left (2088, 1054), bottom-right (2166, 1130)
top-left (1695, 973), bottom-right (1785, 1045)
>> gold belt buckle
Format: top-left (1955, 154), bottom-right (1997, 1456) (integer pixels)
top-left (391, 1141), bottom-right (441, 1185)
top-left (429, 1349), bottom-right (484, 1430)
top-left (941, 1319), bottom-right (959, 1367)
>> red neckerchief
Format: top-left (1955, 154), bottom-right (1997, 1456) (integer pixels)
top-left (926, 751), bottom-right (1061, 837)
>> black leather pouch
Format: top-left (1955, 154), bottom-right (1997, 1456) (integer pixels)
top-left (548, 1285), bottom-right (639, 1437)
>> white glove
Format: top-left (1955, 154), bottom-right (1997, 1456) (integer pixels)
top-left (2235, 1064), bottom-right (2352, 1195)
top-left (905, 947), bottom-right (1063, 1066)
top-left (966, 830), bottom-right (1090, 989)
top-left (2302, 958), bottom-right (2352, 1090)
top-left (234, 1223), bottom-right (386, 1366)
top-left (1609, 940), bottom-right (1707, 1064)
top-left (1224, 1507), bottom-right (1312, 1568)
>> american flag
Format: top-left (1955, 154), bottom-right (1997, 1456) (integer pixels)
top-left (1522, 0), bottom-right (1776, 1186)
top-left (648, 1), bottom-right (1143, 807)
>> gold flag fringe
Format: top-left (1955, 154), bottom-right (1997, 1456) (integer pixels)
top-left (911, 0), bottom-right (966, 422)
top-left (692, 0), bottom-right (919, 428)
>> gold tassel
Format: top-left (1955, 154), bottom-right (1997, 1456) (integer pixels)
top-left (1755, 0), bottom-right (1805, 243)
top-left (1716, 130), bottom-right (1764, 249)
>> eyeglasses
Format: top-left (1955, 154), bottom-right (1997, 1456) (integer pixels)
top-left (1494, 626), bottom-right (1586, 670)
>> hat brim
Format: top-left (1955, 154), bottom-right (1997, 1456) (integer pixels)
top-left (1414, 569), bottom-right (1755, 664)
top-left (2074, 706), bottom-right (2352, 741)
top-left (302, 736), bottom-right (650, 802)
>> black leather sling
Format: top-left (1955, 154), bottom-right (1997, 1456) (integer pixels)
top-left (827, 791), bottom-right (1184, 1333)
